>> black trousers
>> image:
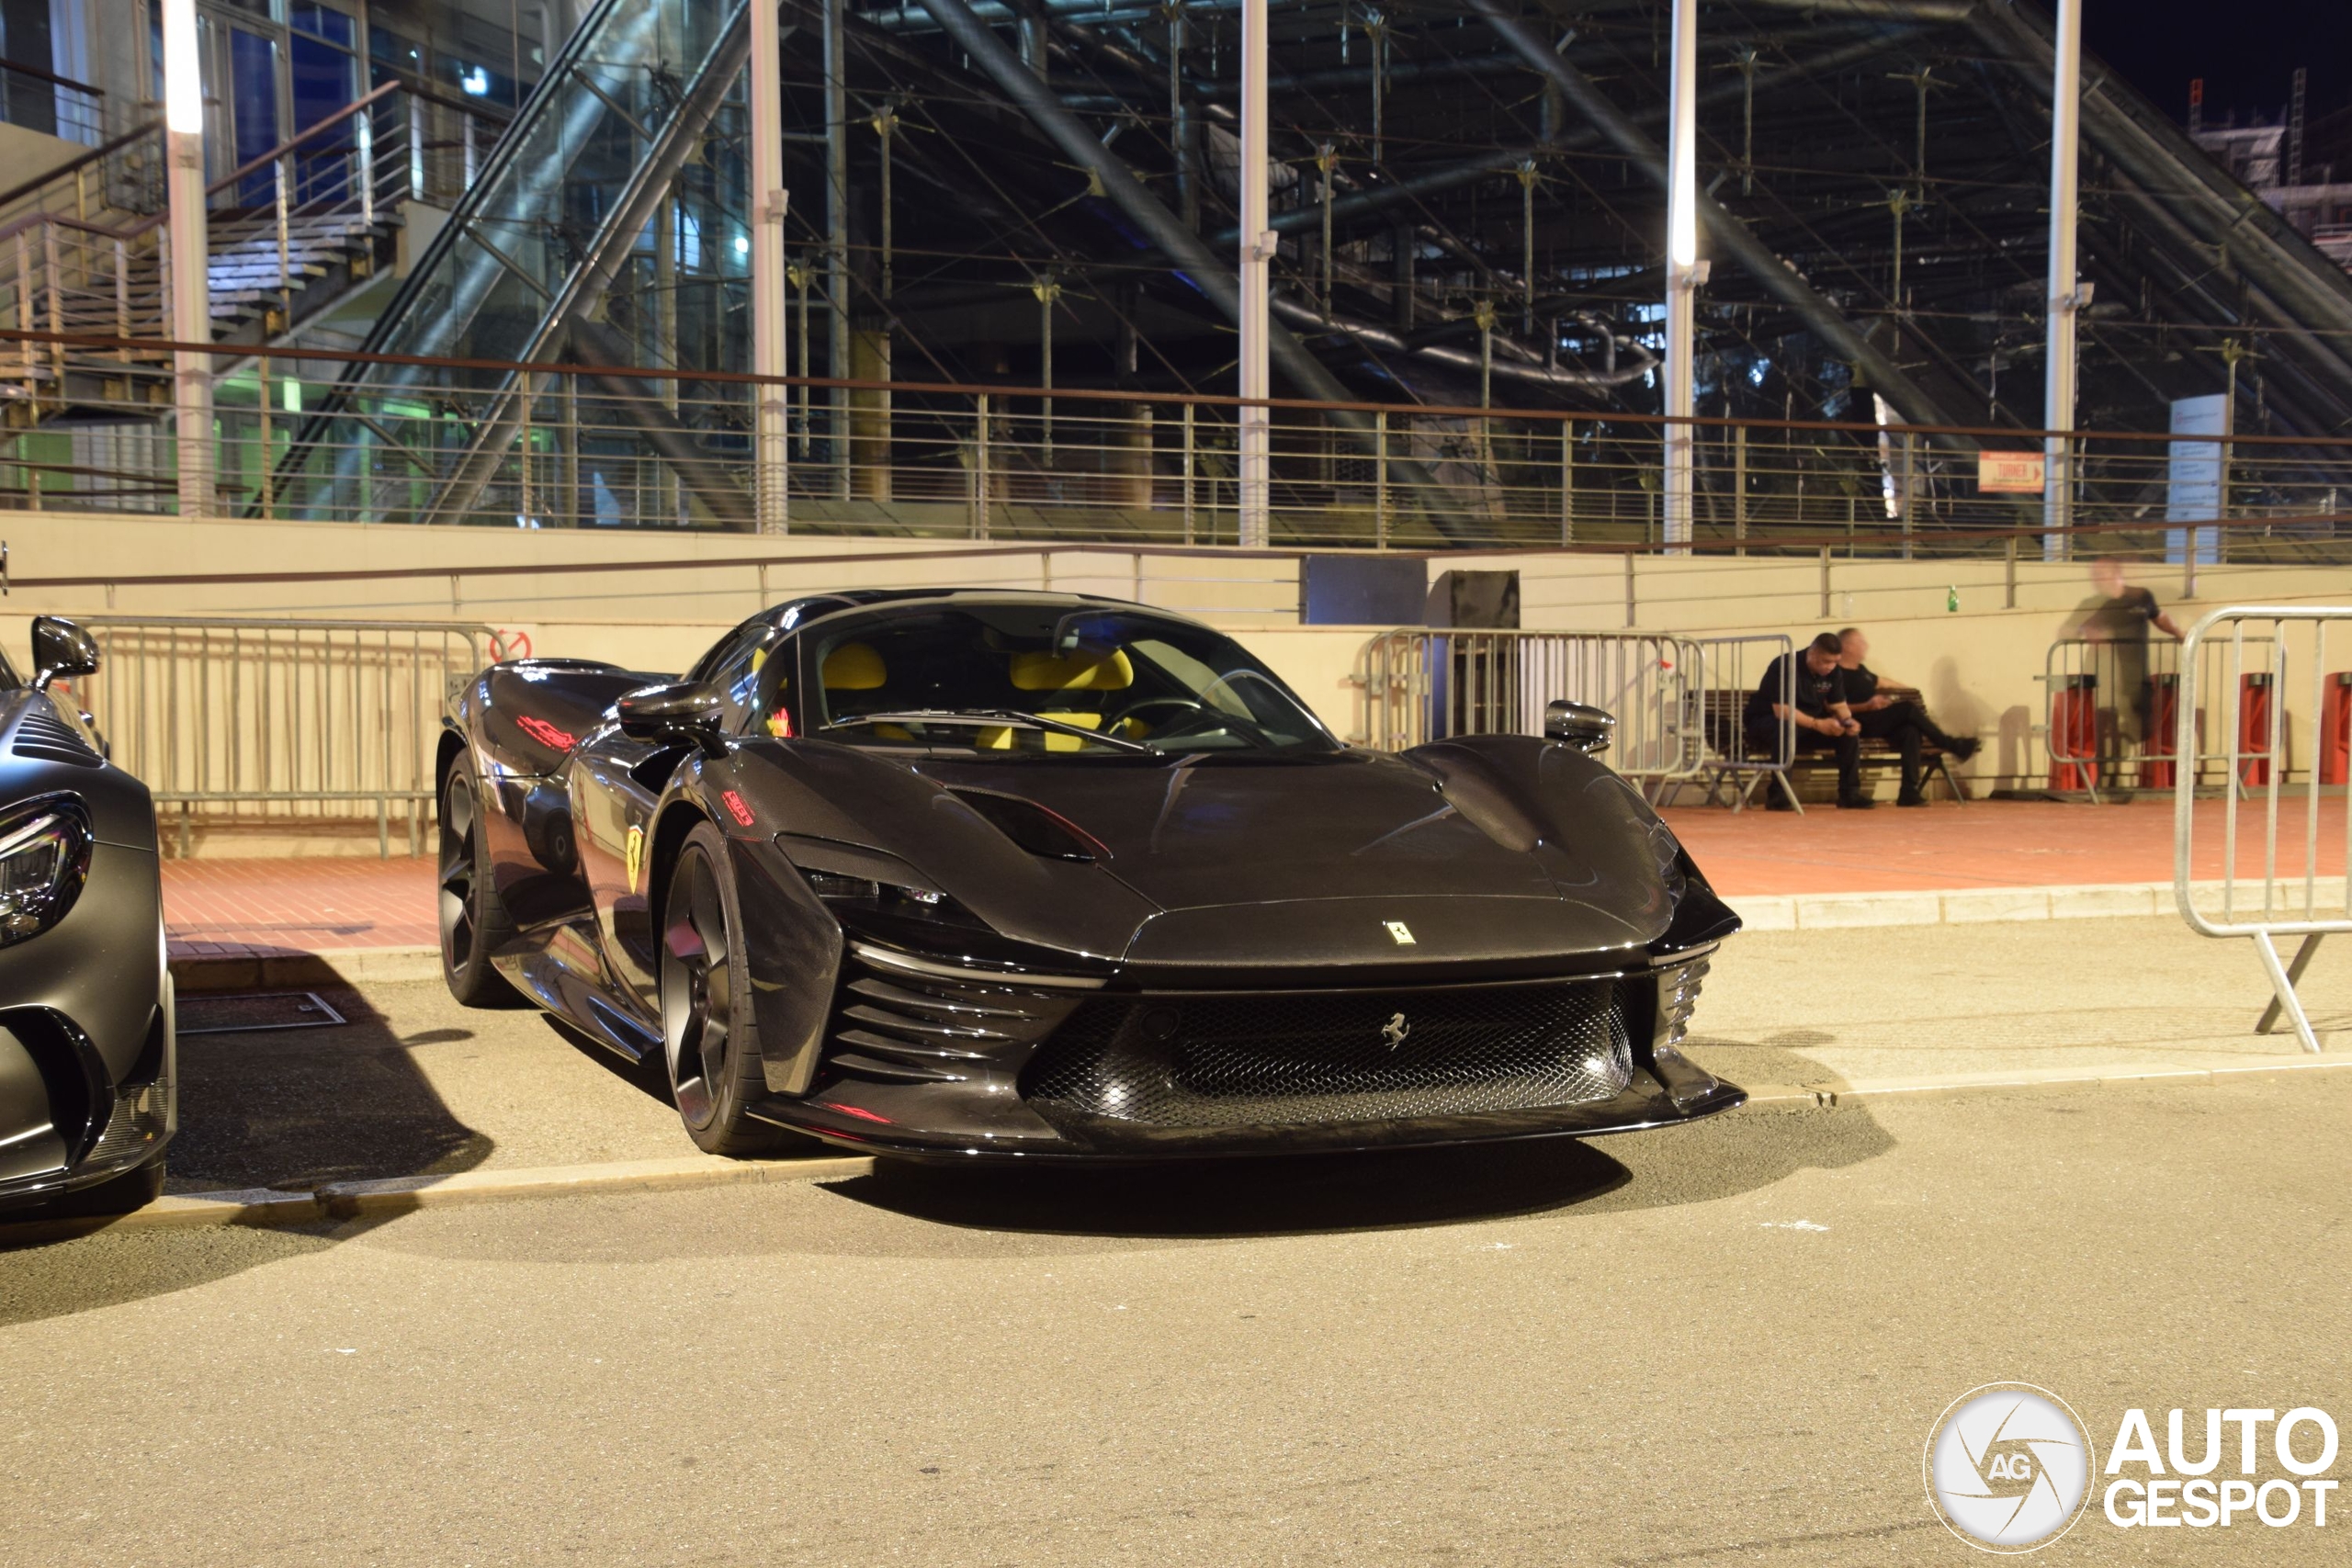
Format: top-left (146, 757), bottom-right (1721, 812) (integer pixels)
top-left (1856, 701), bottom-right (1955, 798)
top-left (1747, 716), bottom-right (1860, 795)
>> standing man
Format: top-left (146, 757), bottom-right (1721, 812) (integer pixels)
top-left (1837, 627), bottom-right (1981, 807)
top-left (2064, 558), bottom-right (2186, 749)
top-left (1746, 632), bottom-right (1871, 810)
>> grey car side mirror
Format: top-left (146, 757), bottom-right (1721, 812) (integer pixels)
top-left (616, 681), bottom-right (727, 754)
top-left (30, 615), bottom-right (98, 692)
top-left (1544, 700), bottom-right (1616, 754)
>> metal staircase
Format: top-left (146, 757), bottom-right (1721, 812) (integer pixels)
top-left (0, 78), bottom-right (504, 422)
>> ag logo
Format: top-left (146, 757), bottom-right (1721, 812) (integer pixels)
top-left (1925, 1383), bottom-right (2095, 1552)
top-left (625, 824), bottom-right (645, 893)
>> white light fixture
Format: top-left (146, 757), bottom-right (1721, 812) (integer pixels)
top-left (163, 0), bottom-right (203, 134)
top-left (459, 65), bottom-right (492, 96)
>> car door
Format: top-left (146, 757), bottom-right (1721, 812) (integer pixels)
top-left (576, 624), bottom-right (777, 1013)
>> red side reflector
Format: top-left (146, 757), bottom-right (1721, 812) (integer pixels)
top-left (816, 1100), bottom-right (892, 1124)
top-left (721, 790), bottom-right (756, 827)
top-left (515, 714), bottom-right (577, 750)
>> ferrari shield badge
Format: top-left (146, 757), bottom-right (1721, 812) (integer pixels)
top-left (1384, 920), bottom-right (1416, 945)
top-left (625, 824), bottom-right (645, 893)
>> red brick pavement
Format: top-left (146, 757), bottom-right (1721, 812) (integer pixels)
top-left (154, 796), bottom-right (2343, 961)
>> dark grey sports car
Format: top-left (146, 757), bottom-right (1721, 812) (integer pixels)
top-left (0, 617), bottom-right (175, 1213)
top-left (436, 590), bottom-right (1742, 1160)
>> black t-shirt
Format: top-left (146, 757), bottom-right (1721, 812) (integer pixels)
top-left (1748, 653), bottom-right (1847, 724)
top-left (2080, 587), bottom-right (2163, 645)
top-left (1841, 661), bottom-right (1882, 706)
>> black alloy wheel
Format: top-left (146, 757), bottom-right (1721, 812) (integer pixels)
top-left (439, 761), bottom-right (518, 1006)
top-left (660, 822), bottom-right (790, 1156)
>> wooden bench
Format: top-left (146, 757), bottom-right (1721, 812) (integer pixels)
top-left (1687, 685), bottom-right (1967, 810)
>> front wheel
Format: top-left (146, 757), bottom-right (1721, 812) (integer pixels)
top-left (661, 823), bottom-right (793, 1156)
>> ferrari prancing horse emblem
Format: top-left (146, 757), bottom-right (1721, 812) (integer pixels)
top-left (1385, 920), bottom-right (1416, 945)
top-left (625, 824), bottom-right (645, 893)
top-left (1383, 1012), bottom-right (1411, 1050)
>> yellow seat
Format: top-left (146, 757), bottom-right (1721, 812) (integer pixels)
top-left (1009, 649), bottom-right (1132, 692)
top-left (823, 641), bottom-right (888, 691)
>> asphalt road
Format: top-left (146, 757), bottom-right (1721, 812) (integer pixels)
top-left (6, 1071), bottom-right (2348, 1565)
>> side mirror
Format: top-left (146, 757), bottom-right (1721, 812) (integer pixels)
top-left (31, 615), bottom-right (98, 692)
top-left (1544, 700), bottom-right (1616, 755)
top-left (616, 681), bottom-right (726, 754)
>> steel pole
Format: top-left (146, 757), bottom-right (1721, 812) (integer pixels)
top-left (2043, 0), bottom-right (2081, 560)
top-left (163, 0), bottom-right (211, 519)
top-left (824, 0), bottom-right (852, 499)
top-left (1237, 0), bottom-right (1272, 548)
top-left (750, 0), bottom-right (791, 533)
top-left (1662, 0), bottom-right (1698, 553)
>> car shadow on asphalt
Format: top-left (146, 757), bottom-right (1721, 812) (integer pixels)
top-left (164, 988), bottom-right (495, 1192)
top-left (0, 987), bottom-right (497, 1323)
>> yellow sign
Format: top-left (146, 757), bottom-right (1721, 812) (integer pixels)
top-left (625, 824), bottom-right (644, 893)
top-left (1977, 451), bottom-right (2045, 493)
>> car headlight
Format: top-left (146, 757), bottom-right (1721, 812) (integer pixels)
top-left (0, 795), bottom-right (93, 945)
top-left (1646, 818), bottom-right (1689, 905)
top-left (803, 870), bottom-right (985, 931)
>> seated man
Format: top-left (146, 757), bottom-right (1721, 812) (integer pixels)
top-left (1836, 627), bottom-right (1980, 807)
top-left (1745, 632), bottom-right (1870, 810)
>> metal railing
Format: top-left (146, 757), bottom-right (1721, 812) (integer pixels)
top-left (0, 57), bottom-right (107, 148)
top-left (73, 616), bottom-right (492, 858)
top-left (1353, 628), bottom-right (1709, 785)
top-left (0, 82), bottom-right (503, 422)
top-left (8, 327), bottom-right (2352, 561)
top-left (2173, 606), bottom-right (2352, 1053)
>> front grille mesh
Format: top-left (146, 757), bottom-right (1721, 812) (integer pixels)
top-left (1021, 977), bottom-right (1638, 1130)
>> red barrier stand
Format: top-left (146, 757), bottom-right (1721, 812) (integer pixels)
top-left (2238, 671), bottom-right (2274, 787)
top-left (2324, 672), bottom-right (2352, 786)
top-left (2049, 672), bottom-right (2098, 791)
top-left (2142, 672), bottom-right (2178, 789)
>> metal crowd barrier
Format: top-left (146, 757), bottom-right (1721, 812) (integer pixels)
top-left (1352, 628), bottom-right (1708, 790)
top-left (2173, 606), bottom-right (2352, 1053)
top-left (1678, 635), bottom-right (1801, 812)
top-left (2043, 633), bottom-right (2276, 801)
top-left (72, 616), bottom-right (493, 857)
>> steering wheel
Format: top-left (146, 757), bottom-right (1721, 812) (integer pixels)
top-left (1112, 696), bottom-right (1209, 735)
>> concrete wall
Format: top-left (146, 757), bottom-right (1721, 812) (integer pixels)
top-left (9, 509), bottom-right (2352, 795)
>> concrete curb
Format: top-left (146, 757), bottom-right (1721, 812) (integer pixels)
top-left (1, 1153), bottom-right (876, 1245)
top-left (10, 1054), bottom-right (2347, 1245)
top-left (1724, 879), bottom-right (2336, 932)
top-left (170, 945), bottom-right (443, 993)
top-left (1729, 1053), bottom-right (2352, 1110)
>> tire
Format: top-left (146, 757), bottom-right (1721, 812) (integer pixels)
top-left (439, 758), bottom-right (522, 1007)
top-left (660, 822), bottom-right (793, 1156)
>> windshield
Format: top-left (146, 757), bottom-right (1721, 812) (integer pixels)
top-left (809, 604), bottom-right (1338, 757)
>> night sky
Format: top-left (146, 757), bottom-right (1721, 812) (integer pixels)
top-left (2085, 0), bottom-right (2352, 127)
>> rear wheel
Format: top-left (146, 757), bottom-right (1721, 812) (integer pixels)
top-left (439, 759), bottom-right (521, 1007)
top-left (661, 823), bottom-right (792, 1156)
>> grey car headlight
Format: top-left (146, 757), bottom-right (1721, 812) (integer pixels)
top-left (0, 795), bottom-right (93, 945)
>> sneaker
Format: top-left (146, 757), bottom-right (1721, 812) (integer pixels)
top-left (1838, 794), bottom-right (1877, 810)
top-left (1950, 737), bottom-right (1982, 763)
top-left (1896, 792), bottom-right (1929, 807)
